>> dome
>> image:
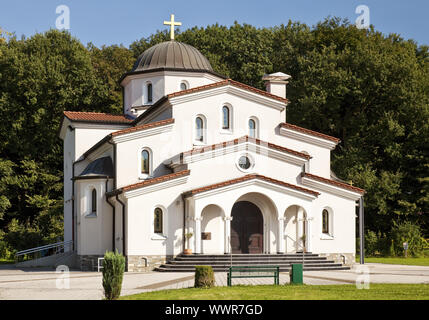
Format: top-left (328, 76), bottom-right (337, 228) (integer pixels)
top-left (132, 41), bottom-right (213, 73)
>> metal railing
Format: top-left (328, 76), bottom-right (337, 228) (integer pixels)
top-left (15, 240), bottom-right (73, 263)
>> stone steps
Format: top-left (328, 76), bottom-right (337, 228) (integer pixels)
top-left (156, 253), bottom-right (350, 272)
top-left (169, 259), bottom-right (331, 265)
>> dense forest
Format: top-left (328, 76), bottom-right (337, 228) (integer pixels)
top-left (0, 18), bottom-right (428, 257)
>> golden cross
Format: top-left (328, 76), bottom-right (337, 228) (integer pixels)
top-left (164, 14), bottom-right (182, 41)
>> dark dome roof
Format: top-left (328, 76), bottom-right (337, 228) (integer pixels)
top-left (132, 41), bottom-right (213, 73)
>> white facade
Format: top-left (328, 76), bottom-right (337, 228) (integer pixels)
top-left (60, 42), bottom-right (364, 270)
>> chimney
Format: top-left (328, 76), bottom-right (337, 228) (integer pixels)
top-left (262, 72), bottom-right (291, 99)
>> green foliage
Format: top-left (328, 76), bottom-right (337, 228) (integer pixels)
top-left (363, 230), bottom-right (379, 256)
top-left (102, 250), bottom-right (125, 300)
top-left (390, 221), bottom-right (426, 257)
top-left (194, 266), bottom-right (215, 288)
top-left (0, 30), bottom-right (122, 251)
top-left (389, 240), bottom-right (396, 257)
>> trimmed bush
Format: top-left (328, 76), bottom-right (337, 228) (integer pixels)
top-left (194, 266), bottom-right (215, 288)
top-left (102, 250), bottom-right (125, 300)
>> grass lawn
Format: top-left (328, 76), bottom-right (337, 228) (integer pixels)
top-left (357, 256), bottom-right (429, 266)
top-left (121, 284), bottom-right (429, 300)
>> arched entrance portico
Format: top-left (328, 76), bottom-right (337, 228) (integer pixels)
top-left (231, 201), bottom-right (263, 254)
top-left (284, 205), bottom-right (308, 253)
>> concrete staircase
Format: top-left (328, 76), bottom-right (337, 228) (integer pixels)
top-left (156, 253), bottom-right (350, 272)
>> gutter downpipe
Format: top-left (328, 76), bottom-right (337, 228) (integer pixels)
top-left (359, 196), bottom-right (365, 264)
top-left (105, 180), bottom-right (115, 252)
top-left (72, 155), bottom-right (85, 252)
top-left (181, 194), bottom-right (186, 254)
top-left (107, 140), bottom-right (117, 252)
top-left (116, 194), bottom-right (126, 271)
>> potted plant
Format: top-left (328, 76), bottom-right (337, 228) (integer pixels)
top-left (184, 232), bottom-right (193, 255)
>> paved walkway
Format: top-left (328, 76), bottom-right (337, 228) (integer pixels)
top-left (0, 263), bottom-right (428, 300)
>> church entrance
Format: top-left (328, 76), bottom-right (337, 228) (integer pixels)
top-left (231, 201), bottom-right (263, 254)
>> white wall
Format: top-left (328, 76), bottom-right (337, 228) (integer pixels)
top-left (76, 179), bottom-right (113, 256)
top-left (122, 71), bottom-right (223, 117)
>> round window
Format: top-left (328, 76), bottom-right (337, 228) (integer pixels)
top-left (238, 156), bottom-right (251, 170)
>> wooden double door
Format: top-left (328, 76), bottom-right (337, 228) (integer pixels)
top-left (231, 201), bottom-right (263, 254)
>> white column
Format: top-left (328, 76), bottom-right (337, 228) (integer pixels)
top-left (223, 216), bottom-right (233, 254)
top-left (186, 216), bottom-right (194, 252)
top-left (297, 207), bottom-right (304, 252)
top-left (194, 217), bottom-right (203, 254)
top-left (277, 217), bottom-right (285, 253)
top-left (307, 217), bottom-right (313, 253)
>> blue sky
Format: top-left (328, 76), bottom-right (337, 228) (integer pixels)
top-left (1, 0), bottom-right (428, 47)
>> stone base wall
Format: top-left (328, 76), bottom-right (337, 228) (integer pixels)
top-left (77, 254), bottom-right (176, 272)
top-left (319, 253), bottom-right (355, 266)
top-left (127, 255), bottom-right (175, 272)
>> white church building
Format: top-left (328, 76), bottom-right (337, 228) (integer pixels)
top-left (59, 17), bottom-right (364, 271)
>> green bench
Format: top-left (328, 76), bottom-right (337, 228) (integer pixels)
top-left (227, 265), bottom-right (280, 286)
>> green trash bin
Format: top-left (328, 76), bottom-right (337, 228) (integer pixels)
top-left (290, 263), bottom-right (303, 284)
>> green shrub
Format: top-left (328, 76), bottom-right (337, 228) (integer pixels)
top-left (364, 230), bottom-right (379, 256)
top-left (194, 266), bottom-right (215, 288)
top-left (390, 221), bottom-right (426, 257)
top-left (102, 251), bottom-right (125, 300)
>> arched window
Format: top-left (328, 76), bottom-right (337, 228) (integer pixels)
top-left (147, 83), bottom-right (153, 103)
top-left (180, 82), bottom-right (188, 91)
top-left (222, 106), bottom-right (230, 130)
top-left (322, 209), bottom-right (329, 234)
top-left (141, 149), bottom-right (150, 175)
top-left (249, 119), bottom-right (256, 138)
top-left (195, 116), bottom-right (204, 142)
top-left (91, 188), bottom-right (97, 214)
top-left (154, 208), bottom-right (163, 234)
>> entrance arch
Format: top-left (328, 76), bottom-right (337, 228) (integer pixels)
top-left (284, 205), bottom-right (307, 253)
top-left (231, 201), bottom-right (263, 254)
top-left (201, 204), bottom-right (224, 254)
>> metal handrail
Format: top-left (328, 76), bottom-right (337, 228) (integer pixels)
top-left (15, 240), bottom-right (73, 260)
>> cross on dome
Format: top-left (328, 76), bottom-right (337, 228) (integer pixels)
top-left (163, 14), bottom-right (182, 41)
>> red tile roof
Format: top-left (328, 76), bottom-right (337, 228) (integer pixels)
top-left (302, 172), bottom-right (365, 194)
top-left (64, 111), bottom-right (133, 124)
top-left (168, 79), bottom-right (289, 104)
top-left (280, 123), bottom-right (340, 143)
top-left (184, 174), bottom-right (320, 197)
top-left (181, 136), bottom-right (311, 160)
top-left (111, 118), bottom-right (174, 137)
top-left (108, 170), bottom-right (191, 196)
